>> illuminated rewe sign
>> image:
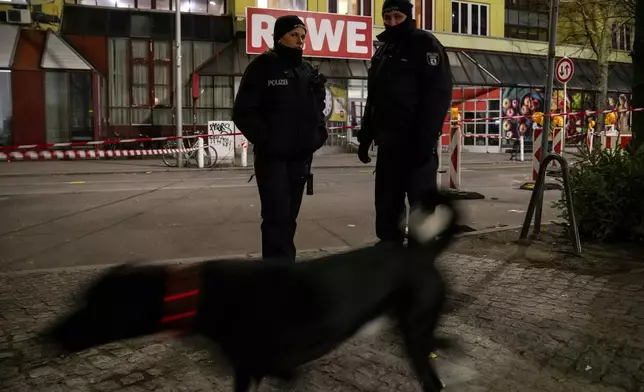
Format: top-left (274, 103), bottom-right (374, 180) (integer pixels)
top-left (245, 7), bottom-right (373, 60)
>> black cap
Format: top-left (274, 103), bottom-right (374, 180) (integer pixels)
top-left (382, 0), bottom-right (413, 17)
top-left (273, 15), bottom-right (307, 44)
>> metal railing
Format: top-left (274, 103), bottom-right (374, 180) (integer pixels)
top-left (520, 153), bottom-right (582, 255)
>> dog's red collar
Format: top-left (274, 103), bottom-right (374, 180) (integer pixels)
top-left (161, 265), bottom-right (201, 335)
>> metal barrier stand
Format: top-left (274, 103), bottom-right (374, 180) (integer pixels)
top-left (519, 153), bottom-right (582, 255)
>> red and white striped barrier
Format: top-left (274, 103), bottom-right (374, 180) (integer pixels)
top-left (586, 130), bottom-right (595, 153)
top-left (449, 118), bottom-right (462, 190)
top-left (0, 146), bottom-right (199, 162)
top-left (532, 126), bottom-right (544, 181)
top-left (551, 127), bottom-right (565, 169)
top-left (601, 134), bottom-right (632, 151)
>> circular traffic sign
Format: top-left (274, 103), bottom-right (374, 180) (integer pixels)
top-left (556, 57), bottom-right (574, 84)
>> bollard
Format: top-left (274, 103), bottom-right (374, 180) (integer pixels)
top-left (519, 136), bottom-right (525, 162)
top-left (449, 108), bottom-right (461, 190)
top-left (241, 139), bottom-right (248, 167)
top-left (196, 138), bottom-right (204, 168)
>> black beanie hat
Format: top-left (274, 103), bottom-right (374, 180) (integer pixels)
top-left (382, 0), bottom-right (413, 17)
top-left (273, 15), bottom-right (307, 44)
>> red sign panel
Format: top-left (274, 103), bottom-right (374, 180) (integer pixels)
top-left (245, 7), bottom-right (373, 60)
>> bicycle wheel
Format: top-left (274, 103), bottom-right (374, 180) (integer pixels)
top-left (161, 140), bottom-right (180, 167)
top-left (203, 144), bottom-right (219, 168)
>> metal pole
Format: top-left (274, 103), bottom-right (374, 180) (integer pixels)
top-left (175, 0), bottom-right (183, 168)
top-left (563, 81), bottom-right (567, 132)
top-left (534, 0), bottom-right (560, 232)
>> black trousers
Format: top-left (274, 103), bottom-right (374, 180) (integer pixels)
top-left (374, 146), bottom-right (439, 247)
top-left (254, 155), bottom-right (310, 262)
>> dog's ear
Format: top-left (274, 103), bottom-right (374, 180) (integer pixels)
top-left (406, 203), bottom-right (455, 244)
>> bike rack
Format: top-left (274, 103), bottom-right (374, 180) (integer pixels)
top-left (520, 153), bottom-right (582, 256)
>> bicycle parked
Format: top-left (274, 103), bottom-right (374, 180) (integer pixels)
top-left (161, 130), bottom-right (219, 168)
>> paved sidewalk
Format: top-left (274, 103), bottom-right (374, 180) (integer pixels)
top-left (0, 152), bottom-right (530, 177)
top-left (1, 249), bottom-right (642, 392)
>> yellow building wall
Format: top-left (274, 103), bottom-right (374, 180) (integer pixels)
top-left (0, 0), bottom-right (64, 32)
top-left (232, 0), bottom-right (630, 63)
top-left (433, 0), bottom-right (503, 37)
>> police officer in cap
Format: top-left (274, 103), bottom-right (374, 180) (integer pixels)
top-left (233, 15), bottom-right (328, 262)
top-left (357, 0), bottom-right (453, 247)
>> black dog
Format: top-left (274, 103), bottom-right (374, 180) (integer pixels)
top-left (44, 190), bottom-right (461, 392)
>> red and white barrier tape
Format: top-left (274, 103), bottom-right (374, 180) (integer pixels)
top-left (0, 127), bottom-right (356, 151)
top-left (0, 146), bottom-right (199, 162)
top-left (454, 107), bottom-right (643, 125)
top-left (459, 132), bottom-right (632, 142)
top-left (0, 133), bottom-right (244, 151)
top-left (0, 107), bottom-right (639, 152)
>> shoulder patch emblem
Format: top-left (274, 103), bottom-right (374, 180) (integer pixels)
top-left (426, 52), bottom-right (439, 67)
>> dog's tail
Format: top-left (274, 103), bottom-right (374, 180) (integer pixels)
top-left (404, 189), bottom-right (461, 254)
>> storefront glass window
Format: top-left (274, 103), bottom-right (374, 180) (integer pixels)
top-left (0, 71), bottom-right (11, 146)
top-left (108, 38), bottom-right (225, 129)
top-left (45, 72), bottom-right (94, 143)
top-left (449, 86), bottom-right (502, 151)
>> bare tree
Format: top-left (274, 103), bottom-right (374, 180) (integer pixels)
top-left (559, 0), bottom-right (634, 129)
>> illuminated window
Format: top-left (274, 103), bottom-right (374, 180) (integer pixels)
top-left (64, 0), bottom-right (225, 14)
top-left (256, 0), bottom-right (307, 11)
top-left (328, 0), bottom-right (371, 16)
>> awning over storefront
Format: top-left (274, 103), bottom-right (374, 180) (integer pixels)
top-left (0, 25), bottom-right (20, 70)
top-left (608, 63), bottom-right (632, 93)
top-left (467, 50), bottom-right (632, 92)
top-left (41, 30), bottom-right (93, 71)
top-left (446, 50), bottom-right (501, 86)
top-left (195, 39), bottom-right (502, 83)
top-left (194, 38), bottom-right (634, 93)
top-left (194, 39), bottom-right (370, 79)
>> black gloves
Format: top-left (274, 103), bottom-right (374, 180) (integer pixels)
top-left (358, 143), bottom-right (371, 164)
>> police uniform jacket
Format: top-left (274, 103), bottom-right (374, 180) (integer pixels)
top-left (232, 49), bottom-right (328, 160)
top-left (358, 24), bottom-right (453, 156)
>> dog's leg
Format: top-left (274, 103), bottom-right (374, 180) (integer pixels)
top-left (234, 368), bottom-right (253, 392)
top-left (399, 322), bottom-right (444, 392)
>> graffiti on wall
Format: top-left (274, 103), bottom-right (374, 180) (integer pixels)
top-left (206, 120), bottom-right (235, 164)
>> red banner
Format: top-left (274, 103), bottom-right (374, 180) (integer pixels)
top-left (245, 7), bottom-right (373, 60)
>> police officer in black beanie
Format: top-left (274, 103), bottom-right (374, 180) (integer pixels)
top-left (357, 0), bottom-right (453, 247)
top-left (233, 15), bottom-right (328, 263)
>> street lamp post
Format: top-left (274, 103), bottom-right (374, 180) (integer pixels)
top-left (534, 0), bottom-right (561, 229)
top-left (175, 0), bottom-right (183, 168)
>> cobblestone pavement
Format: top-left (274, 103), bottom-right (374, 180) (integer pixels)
top-left (1, 250), bottom-right (643, 392)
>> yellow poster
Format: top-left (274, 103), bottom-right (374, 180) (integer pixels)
top-left (328, 86), bottom-right (348, 122)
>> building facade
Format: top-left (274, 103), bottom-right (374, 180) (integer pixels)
top-left (0, 0), bottom-right (635, 152)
